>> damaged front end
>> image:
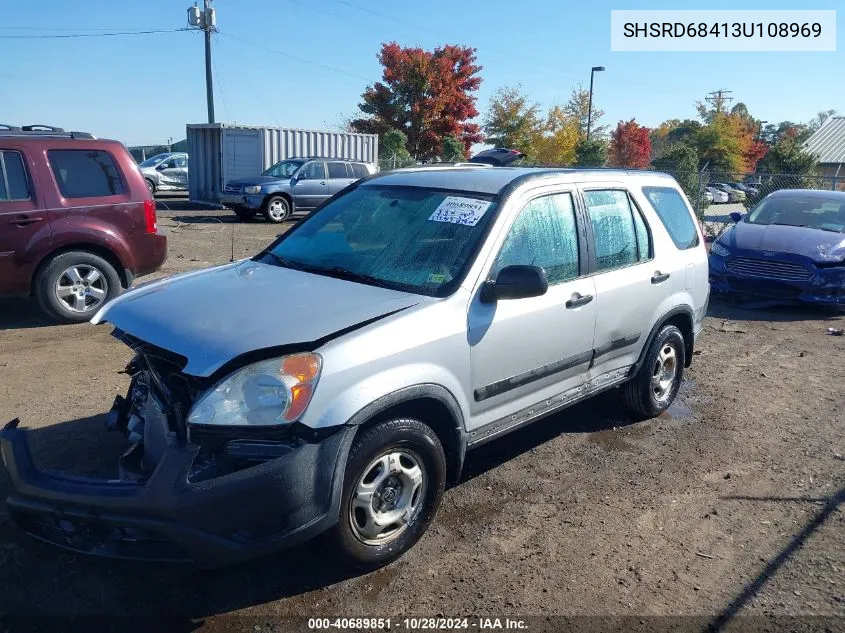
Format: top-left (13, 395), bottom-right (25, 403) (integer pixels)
top-left (0, 332), bottom-right (354, 565)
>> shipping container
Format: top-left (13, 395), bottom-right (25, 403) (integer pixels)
top-left (186, 123), bottom-right (379, 205)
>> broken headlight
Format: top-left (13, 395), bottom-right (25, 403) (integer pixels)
top-left (187, 353), bottom-right (322, 427)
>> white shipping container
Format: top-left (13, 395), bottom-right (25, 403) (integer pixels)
top-left (187, 123), bottom-right (379, 205)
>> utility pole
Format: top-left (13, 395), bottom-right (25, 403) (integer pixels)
top-left (188, 1), bottom-right (216, 124)
top-left (704, 89), bottom-right (733, 115)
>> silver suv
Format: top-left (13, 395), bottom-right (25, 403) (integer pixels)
top-left (1, 167), bottom-right (709, 568)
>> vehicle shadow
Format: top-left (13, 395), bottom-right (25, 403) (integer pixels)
top-left (0, 391), bottom-right (640, 620)
top-left (707, 295), bottom-right (843, 323)
top-left (0, 298), bottom-right (58, 331)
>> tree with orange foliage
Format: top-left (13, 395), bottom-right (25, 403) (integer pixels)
top-left (609, 119), bottom-right (652, 169)
top-left (351, 42), bottom-right (483, 160)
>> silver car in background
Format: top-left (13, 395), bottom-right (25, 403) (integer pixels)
top-left (138, 152), bottom-right (189, 195)
top-left (1, 167), bottom-right (709, 569)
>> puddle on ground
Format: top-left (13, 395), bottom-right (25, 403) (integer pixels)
top-left (359, 564), bottom-right (401, 603)
top-left (659, 399), bottom-right (693, 420)
top-left (587, 423), bottom-right (650, 452)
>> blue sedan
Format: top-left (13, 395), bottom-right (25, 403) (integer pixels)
top-left (708, 189), bottom-right (845, 306)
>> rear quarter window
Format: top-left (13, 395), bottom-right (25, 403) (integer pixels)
top-left (351, 163), bottom-right (369, 179)
top-left (641, 186), bottom-right (699, 250)
top-left (0, 151), bottom-right (31, 200)
top-left (47, 149), bottom-right (126, 198)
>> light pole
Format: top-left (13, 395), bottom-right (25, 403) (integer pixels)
top-left (586, 66), bottom-right (605, 141)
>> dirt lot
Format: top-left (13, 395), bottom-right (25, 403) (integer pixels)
top-left (0, 199), bottom-right (843, 631)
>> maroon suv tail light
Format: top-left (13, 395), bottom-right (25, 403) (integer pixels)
top-left (143, 199), bottom-right (157, 233)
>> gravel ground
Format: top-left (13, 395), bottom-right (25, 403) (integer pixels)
top-left (0, 199), bottom-right (842, 631)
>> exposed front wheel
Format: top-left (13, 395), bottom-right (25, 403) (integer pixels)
top-left (35, 251), bottom-right (122, 323)
top-left (621, 325), bottom-right (685, 418)
top-left (262, 196), bottom-right (290, 223)
top-left (329, 418), bottom-right (446, 569)
top-left (145, 179), bottom-right (156, 196)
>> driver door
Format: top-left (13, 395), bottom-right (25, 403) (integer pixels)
top-left (467, 189), bottom-right (597, 434)
top-left (291, 160), bottom-right (328, 211)
top-left (156, 157), bottom-right (182, 187)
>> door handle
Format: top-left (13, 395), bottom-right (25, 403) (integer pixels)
top-left (10, 216), bottom-right (43, 227)
top-left (565, 293), bottom-right (594, 309)
top-left (319, 181), bottom-right (326, 185)
top-left (651, 272), bottom-right (670, 284)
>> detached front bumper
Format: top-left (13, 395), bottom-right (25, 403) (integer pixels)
top-left (0, 418), bottom-right (354, 565)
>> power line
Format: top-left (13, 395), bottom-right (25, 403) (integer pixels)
top-left (218, 31), bottom-right (370, 81)
top-left (0, 28), bottom-right (191, 39)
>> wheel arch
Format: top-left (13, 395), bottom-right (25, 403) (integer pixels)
top-left (343, 384), bottom-right (467, 485)
top-left (30, 243), bottom-right (129, 296)
top-left (263, 191), bottom-right (294, 213)
top-left (631, 306), bottom-right (695, 374)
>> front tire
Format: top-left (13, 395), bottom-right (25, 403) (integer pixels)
top-left (262, 195), bottom-right (290, 223)
top-left (622, 325), bottom-right (685, 418)
top-left (35, 251), bottom-right (122, 323)
top-left (145, 179), bottom-right (156, 196)
top-left (328, 418), bottom-right (446, 569)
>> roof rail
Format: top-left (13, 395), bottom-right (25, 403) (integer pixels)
top-left (0, 125), bottom-right (96, 140)
top-left (22, 124), bottom-right (65, 132)
top-left (0, 124), bottom-right (22, 131)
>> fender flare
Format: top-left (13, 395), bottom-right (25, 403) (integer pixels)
top-left (630, 306), bottom-right (696, 376)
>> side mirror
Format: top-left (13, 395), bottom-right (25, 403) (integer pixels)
top-left (156, 163), bottom-right (168, 171)
top-left (729, 212), bottom-right (743, 223)
top-left (293, 171), bottom-right (306, 181)
top-left (480, 265), bottom-right (548, 303)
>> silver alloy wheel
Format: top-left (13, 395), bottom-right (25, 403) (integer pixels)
top-left (651, 343), bottom-right (678, 403)
top-left (350, 450), bottom-right (426, 546)
top-left (55, 264), bottom-right (108, 313)
top-left (267, 199), bottom-right (287, 221)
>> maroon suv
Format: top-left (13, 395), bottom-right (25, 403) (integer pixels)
top-left (0, 125), bottom-right (167, 323)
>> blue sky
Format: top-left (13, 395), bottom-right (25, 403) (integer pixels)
top-left (0, 0), bottom-right (841, 147)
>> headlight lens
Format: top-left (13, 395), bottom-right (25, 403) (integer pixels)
top-left (710, 242), bottom-right (731, 257)
top-left (244, 185), bottom-right (262, 194)
top-left (188, 353), bottom-right (322, 427)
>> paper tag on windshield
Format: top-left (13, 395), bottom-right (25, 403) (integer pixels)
top-left (428, 197), bottom-right (491, 226)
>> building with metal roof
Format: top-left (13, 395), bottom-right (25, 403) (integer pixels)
top-left (804, 116), bottom-right (845, 186)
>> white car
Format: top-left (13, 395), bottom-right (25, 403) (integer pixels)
top-left (706, 186), bottom-right (729, 203)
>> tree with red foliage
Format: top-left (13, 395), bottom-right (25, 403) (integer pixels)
top-left (351, 42), bottom-right (483, 160)
top-left (609, 119), bottom-right (652, 169)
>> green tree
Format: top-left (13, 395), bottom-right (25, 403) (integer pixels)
top-left (563, 87), bottom-right (605, 140)
top-left (482, 85), bottom-right (541, 151)
top-left (758, 130), bottom-right (818, 174)
top-left (379, 129), bottom-right (413, 167)
top-left (574, 137), bottom-right (608, 167)
top-left (651, 143), bottom-right (701, 205)
top-left (440, 135), bottom-right (466, 161)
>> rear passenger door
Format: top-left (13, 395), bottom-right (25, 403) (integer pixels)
top-left (581, 186), bottom-right (673, 378)
top-left (0, 148), bottom-right (50, 295)
top-left (327, 161), bottom-right (357, 195)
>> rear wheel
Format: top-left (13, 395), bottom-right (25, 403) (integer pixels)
top-left (263, 196), bottom-right (290, 223)
top-left (328, 418), bottom-right (446, 569)
top-left (35, 251), bottom-right (122, 323)
top-left (622, 325), bottom-right (685, 418)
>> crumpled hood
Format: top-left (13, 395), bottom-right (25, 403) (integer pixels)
top-left (723, 221), bottom-right (845, 263)
top-left (225, 175), bottom-right (285, 188)
top-left (92, 260), bottom-right (422, 376)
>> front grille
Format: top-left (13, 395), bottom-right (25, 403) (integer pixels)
top-left (725, 257), bottom-right (811, 281)
top-left (223, 184), bottom-right (241, 194)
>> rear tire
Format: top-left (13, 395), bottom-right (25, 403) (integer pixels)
top-left (35, 251), bottom-right (122, 323)
top-left (232, 205), bottom-right (257, 221)
top-left (622, 325), bottom-right (685, 418)
top-left (328, 418), bottom-right (446, 570)
top-left (262, 196), bottom-right (290, 223)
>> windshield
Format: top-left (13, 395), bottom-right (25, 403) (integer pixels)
top-left (746, 194), bottom-right (845, 232)
top-left (139, 154), bottom-right (168, 167)
top-left (263, 159), bottom-right (305, 178)
top-left (259, 185), bottom-right (498, 296)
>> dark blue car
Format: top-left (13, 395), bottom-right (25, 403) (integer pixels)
top-left (709, 189), bottom-right (845, 306)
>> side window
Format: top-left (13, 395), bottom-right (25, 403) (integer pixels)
top-left (174, 156), bottom-right (187, 168)
top-left (584, 189), bottom-right (647, 271)
top-left (327, 162), bottom-right (349, 179)
top-left (351, 163), bottom-right (369, 178)
top-left (47, 149), bottom-right (125, 198)
top-left (493, 192), bottom-right (579, 285)
top-left (642, 186), bottom-right (699, 249)
top-left (0, 151), bottom-right (31, 201)
top-left (300, 161), bottom-right (326, 180)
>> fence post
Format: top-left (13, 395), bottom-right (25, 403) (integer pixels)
top-left (697, 161), bottom-right (709, 218)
